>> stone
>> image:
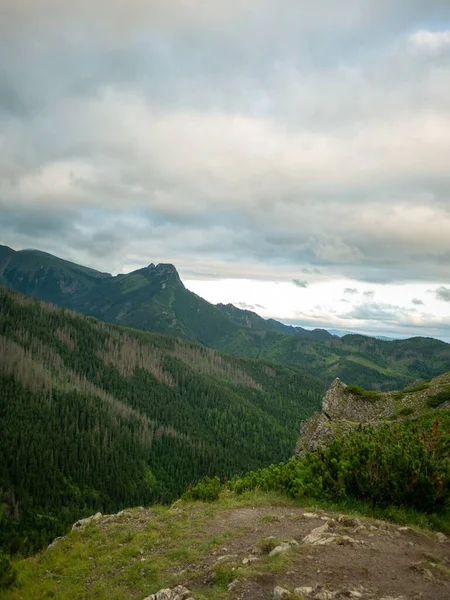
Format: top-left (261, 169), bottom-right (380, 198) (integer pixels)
top-left (302, 523), bottom-right (358, 547)
top-left (315, 591), bottom-right (336, 600)
top-left (227, 579), bottom-right (240, 592)
top-left (143, 586), bottom-right (193, 600)
top-left (72, 512), bottom-right (102, 530)
top-left (337, 516), bottom-right (361, 528)
top-left (269, 542), bottom-right (292, 557)
top-left (348, 592), bottom-right (363, 598)
top-left (294, 586), bottom-right (314, 596)
top-left (242, 556), bottom-right (258, 565)
top-left (436, 532), bottom-right (447, 543)
top-left (303, 512), bottom-right (319, 518)
top-left (273, 586), bottom-right (292, 599)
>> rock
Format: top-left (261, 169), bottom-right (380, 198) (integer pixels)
top-left (348, 592), bottom-right (363, 598)
top-left (294, 586), bottom-right (314, 596)
top-left (273, 586), bottom-right (292, 599)
top-left (242, 556), bottom-right (258, 565)
top-left (436, 532), bottom-right (447, 543)
top-left (227, 579), bottom-right (240, 592)
top-left (315, 591), bottom-right (336, 600)
top-left (302, 523), bottom-right (357, 547)
top-left (72, 512), bottom-right (102, 530)
top-left (303, 512), bottom-right (319, 518)
top-left (398, 526), bottom-right (409, 532)
top-left (143, 586), bottom-right (193, 600)
top-left (338, 516), bottom-right (361, 528)
top-left (48, 536), bottom-right (64, 548)
top-left (269, 542), bottom-right (292, 557)
top-left (215, 554), bottom-right (238, 563)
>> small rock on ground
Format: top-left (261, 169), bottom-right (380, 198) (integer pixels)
top-left (273, 586), bottom-right (292, 599)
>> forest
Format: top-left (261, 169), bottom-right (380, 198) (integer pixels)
top-left (0, 287), bottom-right (324, 555)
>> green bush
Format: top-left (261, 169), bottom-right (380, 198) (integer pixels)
top-left (404, 382), bottom-right (430, 393)
top-left (427, 387), bottom-right (450, 408)
top-left (397, 406), bottom-right (414, 416)
top-left (230, 416), bottom-right (450, 514)
top-left (182, 476), bottom-right (221, 502)
top-left (346, 384), bottom-right (381, 401)
top-left (0, 554), bottom-right (16, 590)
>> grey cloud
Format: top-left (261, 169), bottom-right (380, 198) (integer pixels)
top-left (436, 286), bottom-right (450, 301)
top-left (363, 290), bottom-right (375, 298)
top-left (339, 302), bottom-right (416, 321)
top-left (292, 279), bottom-right (308, 288)
top-left (2, 1), bottom-right (450, 290)
top-left (344, 288), bottom-right (358, 294)
top-left (412, 297), bottom-right (424, 305)
top-left (237, 302), bottom-right (256, 310)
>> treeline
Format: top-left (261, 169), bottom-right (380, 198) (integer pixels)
top-left (0, 287), bottom-right (324, 554)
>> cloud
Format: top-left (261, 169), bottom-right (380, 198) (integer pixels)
top-left (2, 1), bottom-right (450, 297)
top-left (339, 302), bottom-right (417, 322)
top-left (344, 288), bottom-right (358, 294)
top-left (292, 279), bottom-right (308, 288)
top-left (409, 30), bottom-right (450, 54)
top-left (436, 286), bottom-right (450, 301)
top-left (363, 290), bottom-right (375, 298)
top-left (412, 297), bottom-right (424, 305)
top-left (237, 302), bottom-right (256, 310)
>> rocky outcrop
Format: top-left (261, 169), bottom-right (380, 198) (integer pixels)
top-left (72, 512), bottom-right (102, 531)
top-left (295, 374), bottom-right (450, 457)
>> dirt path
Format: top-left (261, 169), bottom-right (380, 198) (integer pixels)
top-left (188, 504), bottom-right (450, 600)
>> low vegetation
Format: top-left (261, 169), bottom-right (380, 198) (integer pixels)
top-left (228, 413), bottom-right (450, 526)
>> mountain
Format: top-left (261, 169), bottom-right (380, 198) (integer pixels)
top-left (0, 245), bottom-right (111, 304)
top-left (0, 286), bottom-right (324, 554)
top-left (2, 244), bottom-right (450, 391)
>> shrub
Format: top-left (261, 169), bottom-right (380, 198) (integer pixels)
top-left (427, 387), bottom-right (450, 408)
top-left (182, 476), bottom-right (221, 502)
top-left (346, 384), bottom-right (381, 401)
top-left (0, 554), bottom-right (16, 590)
top-left (230, 416), bottom-right (450, 514)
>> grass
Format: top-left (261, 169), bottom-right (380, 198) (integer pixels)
top-left (345, 384), bottom-right (382, 401)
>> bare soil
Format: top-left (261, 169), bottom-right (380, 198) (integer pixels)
top-left (188, 505), bottom-right (450, 600)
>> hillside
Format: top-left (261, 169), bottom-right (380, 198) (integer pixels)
top-left (0, 287), bottom-right (324, 555)
top-left (2, 493), bottom-right (449, 600)
top-left (2, 245), bottom-right (450, 390)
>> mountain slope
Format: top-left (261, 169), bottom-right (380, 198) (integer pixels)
top-left (0, 286), bottom-right (324, 554)
top-left (2, 244), bottom-right (450, 391)
top-left (0, 245), bottom-right (111, 304)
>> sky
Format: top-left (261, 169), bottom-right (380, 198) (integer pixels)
top-left (2, 1), bottom-right (450, 340)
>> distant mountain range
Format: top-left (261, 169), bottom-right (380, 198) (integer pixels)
top-left (2, 243), bottom-right (450, 390)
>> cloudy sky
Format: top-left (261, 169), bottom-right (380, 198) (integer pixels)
top-left (2, 1), bottom-right (450, 340)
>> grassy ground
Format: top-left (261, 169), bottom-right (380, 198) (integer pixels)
top-left (2, 490), bottom-right (449, 600)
